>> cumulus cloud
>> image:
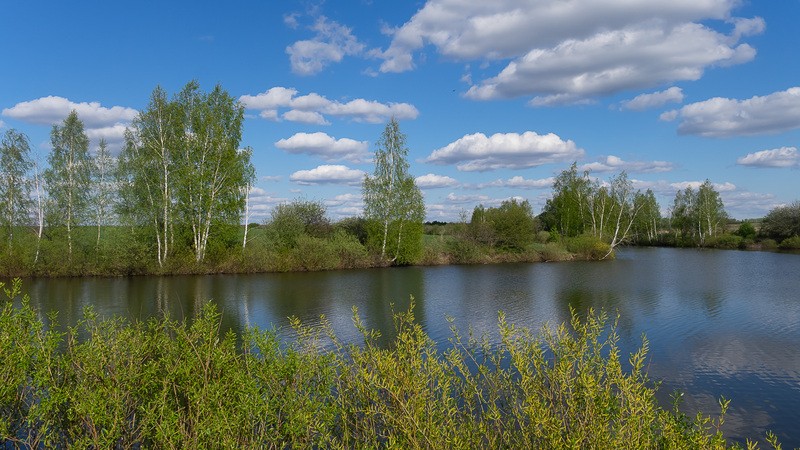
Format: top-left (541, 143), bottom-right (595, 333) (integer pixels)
top-left (245, 187), bottom-right (290, 222)
top-left (670, 180), bottom-right (736, 192)
top-left (737, 147), bottom-right (800, 168)
top-left (466, 23), bottom-right (757, 105)
top-left (580, 155), bottom-right (674, 173)
top-left (324, 193), bottom-right (364, 218)
top-left (424, 131), bottom-right (583, 172)
top-left (415, 173), bottom-right (460, 189)
top-left (240, 87), bottom-right (419, 124)
top-left (275, 132), bottom-right (369, 163)
top-left (479, 176), bottom-right (555, 189)
top-left (2, 96), bottom-right (137, 128)
top-left (287, 16), bottom-right (365, 75)
top-left (2, 96), bottom-right (138, 150)
top-left (289, 164), bottom-right (365, 185)
top-left (662, 87), bottom-right (800, 137)
top-left (621, 87), bottom-right (685, 111)
top-left (281, 110), bottom-right (330, 125)
top-left (377, 1), bottom-right (761, 104)
top-left (631, 179), bottom-right (736, 198)
top-left (721, 191), bottom-right (780, 218)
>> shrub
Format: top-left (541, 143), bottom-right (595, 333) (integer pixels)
top-left (778, 235), bottom-right (800, 250)
top-left (708, 233), bottom-right (743, 250)
top-left (566, 234), bottom-right (612, 260)
top-left (2, 284), bottom-right (773, 448)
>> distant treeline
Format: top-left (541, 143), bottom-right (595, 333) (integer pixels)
top-left (2, 82), bottom-right (798, 277)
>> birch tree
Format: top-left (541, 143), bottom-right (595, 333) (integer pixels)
top-left (117, 86), bottom-right (178, 267)
top-left (91, 138), bottom-right (116, 248)
top-left (118, 82), bottom-right (251, 264)
top-left (45, 111), bottom-right (91, 260)
top-left (172, 82), bottom-right (249, 263)
top-left (0, 129), bottom-right (33, 253)
top-left (363, 118), bottom-right (424, 263)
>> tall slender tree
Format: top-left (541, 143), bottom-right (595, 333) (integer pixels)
top-left (45, 111), bottom-right (91, 260)
top-left (363, 118), bottom-right (424, 263)
top-left (117, 86), bottom-right (178, 267)
top-left (0, 129), bottom-right (33, 253)
top-left (91, 138), bottom-right (116, 248)
top-left (172, 82), bottom-right (250, 263)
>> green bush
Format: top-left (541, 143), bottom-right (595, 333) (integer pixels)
top-left (778, 235), bottom-right (800, 250)
top-left (708, 233), bottom-right (743, 250)
top-left (566, 234), bottom-right (612, 260)
top-left (0, 281), bottom-right (780, 448)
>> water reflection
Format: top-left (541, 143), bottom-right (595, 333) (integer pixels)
top-left (11, 248), bottom-right (800, 447)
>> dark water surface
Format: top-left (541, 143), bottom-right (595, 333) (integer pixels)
top-left (17, 247), bottom-right (800, 446)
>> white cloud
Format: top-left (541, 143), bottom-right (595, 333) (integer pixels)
top-left (245, 187), bottom-right (290, 222)
top-left (415, 173), bottom-right (460, 189)
top-left (275, 132), bottom-right (369, 162)
top-left (479, 176), bottom-right (555, 189)
top-left (662, 87), bottom-right (800, 137)
top-left (737, 147), bottom-right (800, 168)
top-left (287, 16), bottom-right (365, 75)
top-left (721, 191), bottom-right (780, 219)
top-left (281, 110), bottom-right (330, 125)
top-left (324, 193), bottom-right (364, 218)
top-left (466, 23), bottom-right (757, 104)
top-left (2, 96), bottom-right (137, 128)
top-left (85, 124), bottom-right (128, 149)
top-left (445, 192), bottom-right (492, 204)
top-left (424, 131), bottom-right (583, 172)
top-left (379, 1), bottom-right (761, 104)
top-left (289, 164), bottom-right (366, 185)
top-left (580, 155), bottom-right (674, 173)
top-left (240, 87), bottom-right (419, 124)
top-left (670, 181), bottom-right (736, 192)
top-left (0, 120), bottom-right (5, 129)
top-left (621, 87), bottom-right (684, 111)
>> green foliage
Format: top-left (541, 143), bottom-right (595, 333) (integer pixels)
top-left (566, 234), bottom-right (612, 260)
top-left (670, 181), bottom-right (728, 246)
top-left (708, 233), bottom-right (744, 250)
top-left (117, 81), bottom-right (252, 265)
top-left (363, 119), bottom-right (425, 263)
top-left (268, 199), bottom-right (332, 249)
top-left (0, 129), bottom-right (33, 253)
top-left (485, 198), bottom-right (538, 251)
top-left (0, 284), bottom-right (772, 448)
top-left (778, 235), bottom-right (800, 250)
top-left (735, 221), bottom-right (757, 240)
top-left (760, 201), bottom-right (800, 241)
top-left (45, 111), bottom-right (92, 260)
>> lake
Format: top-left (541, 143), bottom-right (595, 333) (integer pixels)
top-left (15, 247), bottom-right (800, 447)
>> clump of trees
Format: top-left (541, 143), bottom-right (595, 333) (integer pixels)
top-left (668, 180), bottom-right (727, 246)
top-left (0, 81), bottom-right (255, 276)
top-left (467, 199), bottom-right (538, 252)
top-left (539, 163), bottom-right (661, 258)
top-left (760, 201), bottom-right (800, 249)
top-left (118, 81), bottom-right (254, 266)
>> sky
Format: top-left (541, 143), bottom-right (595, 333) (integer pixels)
top-left (2, 0), bottom-right (799, 222)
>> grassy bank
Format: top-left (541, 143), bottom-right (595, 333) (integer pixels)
top-left (0, 280), bottom-right (778, 449)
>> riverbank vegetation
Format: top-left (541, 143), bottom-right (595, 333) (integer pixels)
top-left (1, 81), bottom-right (797, 277)
top-left (0, 280), bottom-right (778, 449)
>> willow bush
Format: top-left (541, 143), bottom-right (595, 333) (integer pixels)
top-left (0, 280), bottom-right (779, 449)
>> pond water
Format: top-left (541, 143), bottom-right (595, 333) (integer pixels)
top-left (16, 247), bottom-right (800, 446)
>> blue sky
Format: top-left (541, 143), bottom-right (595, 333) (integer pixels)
top-left (2, 0), bottom-right (799, 221)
